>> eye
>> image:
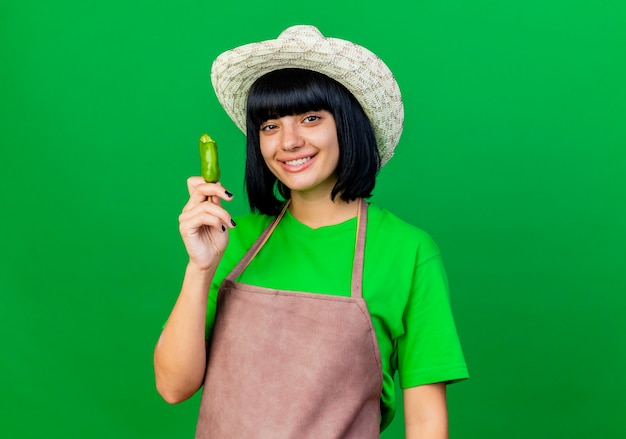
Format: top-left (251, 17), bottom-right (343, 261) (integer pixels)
top-left (302, 114), bottom-right (321, 123)
top-left (260, 123), bottom-right (278, 131)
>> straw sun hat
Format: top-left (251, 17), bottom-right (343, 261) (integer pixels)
top-left (210, 25), bottom-right (404, 166)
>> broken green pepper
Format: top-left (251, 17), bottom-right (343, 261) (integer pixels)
top-left (198, 133), bottom-right (220, 183)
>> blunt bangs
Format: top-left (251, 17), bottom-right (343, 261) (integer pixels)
top-left (247, 68), bottom-right (338, 130)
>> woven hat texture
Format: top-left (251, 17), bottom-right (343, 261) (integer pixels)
top-left (211, 25), bottom-right (404, 166)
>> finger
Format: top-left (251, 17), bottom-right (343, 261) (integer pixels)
top-left (186, 176), bottom-right (206, 196)
top-left (180, 199), bottom-right (235, 230)
top-left (185, 186), bottom-right (230, 212)
top-left (209, 182), bottom-right (235, 206)
top-left (187, 178), bottom-right (233, 201)
top-left (184, 177), bottom-right (234, 211)
top-left (179, 210), bottom-right (227, 235)
top-left (187, 177), bottom-right (233, 197)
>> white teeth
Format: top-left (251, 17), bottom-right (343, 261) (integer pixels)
top-left (284, 157), bottom-right (311, 166)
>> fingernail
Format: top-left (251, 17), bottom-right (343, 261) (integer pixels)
top-left (221, 225), bottom-right (226, 232)
top-left (230, 219), bottom-right (237, 227)
top-left (225, 190), bottom-right (233, 198)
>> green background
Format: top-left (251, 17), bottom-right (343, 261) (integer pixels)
top-left (2, 0), bottom-right (624, 437)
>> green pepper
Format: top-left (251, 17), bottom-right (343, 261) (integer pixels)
top-left (198, 133), bottom-right (220, 183)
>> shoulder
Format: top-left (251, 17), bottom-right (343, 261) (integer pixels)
top-left (366, 203), bottom-right (441, 264)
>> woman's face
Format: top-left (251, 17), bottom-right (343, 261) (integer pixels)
top-left (259, 110), bottom-right (340, 199)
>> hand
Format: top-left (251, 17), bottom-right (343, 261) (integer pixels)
top-left (178, 176), bottom-right (235, 270)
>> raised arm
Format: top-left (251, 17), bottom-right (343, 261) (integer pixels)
top-left (153, 177), bottom-right (235, 404)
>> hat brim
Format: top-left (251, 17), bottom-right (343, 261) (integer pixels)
top-left (210, 25), bottom-right (404, 166)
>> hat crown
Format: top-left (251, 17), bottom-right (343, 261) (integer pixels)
top-left (278, 25), bottom-right (324, 42)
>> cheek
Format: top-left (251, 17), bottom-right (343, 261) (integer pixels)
top-left (322, 135), bottom-right (340, 163)
top-left (258, 139), bottom-right (281, 178)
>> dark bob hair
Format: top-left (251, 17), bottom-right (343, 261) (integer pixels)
top-left (245, 68), bottom-right (380, 216)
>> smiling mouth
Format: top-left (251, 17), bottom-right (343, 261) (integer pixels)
top-left (283, 156), bottom-right (312, 166)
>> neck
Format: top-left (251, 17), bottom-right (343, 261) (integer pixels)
top-left (288, 193), bottom-right (360, 229)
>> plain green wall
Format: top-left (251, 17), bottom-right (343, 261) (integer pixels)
top-left (1, 0), bottom-right (624, 437)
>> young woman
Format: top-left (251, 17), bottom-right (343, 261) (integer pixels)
top-left (154, 25), bottom-right (468, 439)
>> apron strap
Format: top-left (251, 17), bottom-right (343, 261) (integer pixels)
top-left (351, 198), bottom-right (367, 299)
top-left (226, 199), bottom-right (368, 299)
top-left (225, 201), bottom-right (291, 282)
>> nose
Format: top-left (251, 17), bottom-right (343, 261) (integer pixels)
top-left (280, 119), bottom-right (305, 151)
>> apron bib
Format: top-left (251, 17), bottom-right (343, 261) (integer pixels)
top-left (196, 200), bottom-right (383, 438)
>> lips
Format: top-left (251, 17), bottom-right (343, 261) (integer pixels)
top-left (279, 153), bottom-right (316, 172)
top-left (284, 157), bottom-right (312, 166)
